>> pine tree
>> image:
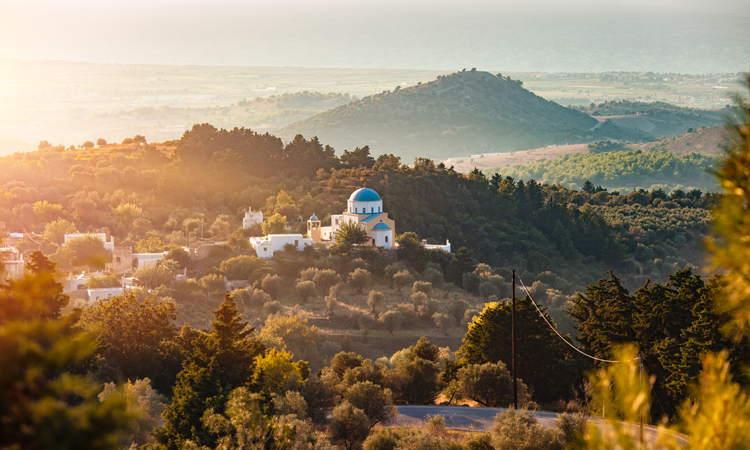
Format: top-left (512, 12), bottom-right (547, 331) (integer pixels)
top-left (153, 295), bottom-right (265, 450)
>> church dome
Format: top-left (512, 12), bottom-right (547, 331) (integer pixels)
top-left (372, 222), bottom-right (391, 230)
top-left (349, 188), bottom-right (381, 202)
top-left (309, 214), bottom-right (319, 221)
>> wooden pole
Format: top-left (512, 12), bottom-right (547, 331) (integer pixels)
top-left (512, 269), bottom-right (517, 409)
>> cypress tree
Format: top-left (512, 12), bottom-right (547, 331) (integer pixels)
top-left (153, 295), bottom-right (265, 450)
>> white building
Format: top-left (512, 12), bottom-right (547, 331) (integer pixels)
top-left (423, 239), bottom-right (451, 252)
top-left (249, 234), bottom-right (314, 259)
top-left (0, 247), bottom-right (24, 280)
top-left (87, 287), bottom-right (124, 303)
top-left (133, 252), bottom-right (165, 269)
top-left (308, 188), bottom-right (450, 254)
top-left (243, 207), bottom-right (264, 228)
top-left (64, 233), bottom-right (115, 251)
top-left (309, 188), bottom-right (395, 249)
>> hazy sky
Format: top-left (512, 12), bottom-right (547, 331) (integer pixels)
top-left (1, 0), bottom-right (748, 72)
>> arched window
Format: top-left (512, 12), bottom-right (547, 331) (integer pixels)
top-left (385, 235), bottom-right (389, 243)
top-left (371, 207), bottom-right (374, 213)
top-left (378, 207), bottom-right (381, 212)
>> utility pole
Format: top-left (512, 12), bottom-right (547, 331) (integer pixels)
top-left (512, 269), bottom-right (517, 409)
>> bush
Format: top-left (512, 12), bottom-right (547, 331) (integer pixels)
top-left (330, 401), bottom-right (371, 450)
top-left (379, 311), bottom-right (404, 335)
top-left (490, 408), bottom-right (563, 450)
top-left (432, 313), bottom-right (452, 335)
top-left (264, 300), bottom-right (282, 315)
top-left (457, 362), bottom-right (530, 407)
top-left (344, 381), bottom-right (397, 428)
top-left (465, 433), bottom-right (494, 450)
top-left (313, 269), bottom-right (340, 293)
top-left (300, 267), bottom-right (320, 281)
top-left (296, 280), bottom-right (317, 303)
top-left (165, 247), bottom-right (191, 270)
top-left (367, 290), bottom-right (384, 313)
top-left (363, 428), bottom-right (398, 450)
top-left (261, 274), bottom-right (283, 299)
top-left (555, 412), bottom-right (587, 445)
top-left (426, 414), bottom-right (447, 438)
top-left (249, 289), bottom-right (271, 311)
top-left (413, 281), bottom-right (434, 296)
top-left (273, 390), bottom-right (308, 419)
top-left (423, 268), bottom-right (444, 287)
top-left (349, 268), bottom-right (371, 294)
top-left (393, 270), bottom-right (414, 292)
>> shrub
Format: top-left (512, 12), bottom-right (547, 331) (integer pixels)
top-left (457, 362), bottom-right (530, 407)
top-left (432, 313), bottom-right (452, 335)
top-left (363, 428), bottom-right (399, 450)
top-left (423, 268), bottom-right (444, 287)
top-left (426, 414), bottom-right (447, 438)
top-left (296, 280), bottom-right (317, 303)
top-left (330, 401), bottom-right (370, 450)
top-left (379, 311), bottom-right (404, 335)
top-left (249, 289), bottom-right (271, 311)
top-left (264, 300), bottom-right (282, 315)
top-left (447, 299), bottom-right (471, 326)
top-left (555, 412), bottom-right (587, 445)
top-left (367, 290), bottom-right (385, 314)
top-left (465, 433), bottom-right (494, 450)
top-left (411, 291), bottom-right (428, 307)
top-left (344, 381), bottom-right (397, 428)
top-left (393, 270), bottom-right (414, 292)
top-left (314, 269), bottom-right (340, 293)
top-left (274, 391), bottom-right (308, 419)
top-left (261, 274), bottom-right (283, 299)
top-left (490, 408), bottom-right (564, 450)
top-left (413, 281), bottom-right (434, 296)
top-left (358, 314), bottom-right (377, 331)
top-left (349, 268), bottom-right (372, 294)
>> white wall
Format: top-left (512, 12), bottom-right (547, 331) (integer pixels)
top-left (87, 287), bottom-right (124, 303)
top-left (370, 230), bottom-right (393, 249)
top-left (346, 200), bottom-right (383, 215)
top-left (134, 253), bottom-right (165, 269)
top-left (249, 234), bottom-right (314, 259)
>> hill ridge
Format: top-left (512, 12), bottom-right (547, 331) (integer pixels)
top-left (277, 70), bottom-right (647, 161)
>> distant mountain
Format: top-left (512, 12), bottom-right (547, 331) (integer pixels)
top-left (276, 70), bottom-right (650, 161)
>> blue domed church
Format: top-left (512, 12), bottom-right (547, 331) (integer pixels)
top-left (308, 188), bottom-right (395, 249)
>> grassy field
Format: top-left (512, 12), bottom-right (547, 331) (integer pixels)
top-left (0, 59), bottom-right (741, 152)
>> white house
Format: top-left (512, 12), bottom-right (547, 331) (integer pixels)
top-left (64, 233), bottom-right (115, 251)
top-left (249, 234), bottom-right (314, 259)
top-left (0, 247), bottom-right (24, 280)
top-left (87, 287), bottom-right (124, 303)
top-left (133, 252), bottom-right (165, 269)
top-left (243, 207), bottom-right (264, 228)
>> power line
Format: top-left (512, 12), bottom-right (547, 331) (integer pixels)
top-left (517, 275), bottom-right (636, 364)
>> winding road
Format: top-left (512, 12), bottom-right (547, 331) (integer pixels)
top-left (393, 405), bottom-right (689, 447)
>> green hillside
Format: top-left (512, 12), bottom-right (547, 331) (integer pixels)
top-left (485, 149), bottom-right (720, 192)
top-left (277, 70), bottom-right (651, 161)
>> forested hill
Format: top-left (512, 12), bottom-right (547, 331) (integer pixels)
top-left (276, 70), bottom-right (650, 161)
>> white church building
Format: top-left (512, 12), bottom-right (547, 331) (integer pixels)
top-left (248, 187), bottom-right (449, 258)
top-left (309, 188), bottom-right (396, 249)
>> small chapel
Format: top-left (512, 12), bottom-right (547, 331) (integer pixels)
top-left (308, 187), bottom-right (395, 249)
